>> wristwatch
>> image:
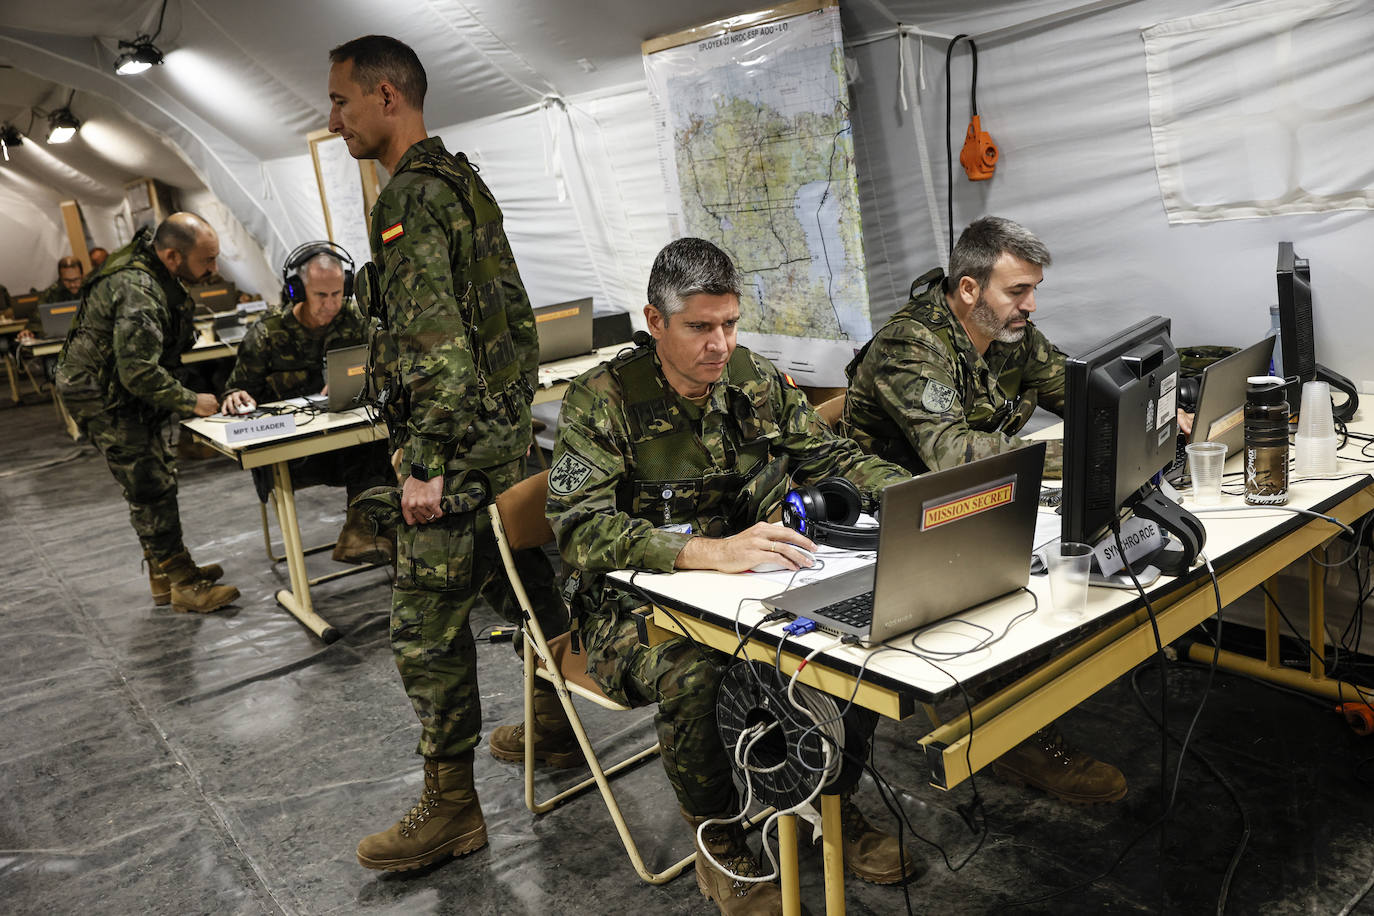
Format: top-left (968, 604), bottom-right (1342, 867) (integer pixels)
top-left (409, 462), bottom-right (442, 481)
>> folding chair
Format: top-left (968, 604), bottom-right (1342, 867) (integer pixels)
top-left (487, 469), bottom-right (693, 884)
top-left (814, 391), bottom-right (846, 428)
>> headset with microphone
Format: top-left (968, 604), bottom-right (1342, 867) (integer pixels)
top-left (281, 240), bottom-right (355, 304)
top-left (780, 477), bottom-right (879, 550)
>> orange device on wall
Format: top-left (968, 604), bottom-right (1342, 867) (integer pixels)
top-left (960, 115), bottom-right (998, 181)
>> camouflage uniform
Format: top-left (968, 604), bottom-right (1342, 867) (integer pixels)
top-left (38, 278), bottom-right (80, 305)
top-left (547, 342), bottom-right (909, 815)
top-left (361, 136), bottom-right (563, 759)
top-left (54, 228), bottom-right (200, 562)
top-left (840, 267), bottom-right (1067, 476)
top-left (223, 301), bottom-right (391, 499)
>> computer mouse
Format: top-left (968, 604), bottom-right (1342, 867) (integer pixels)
top-left (235, 403), bottom-right (256, 415)
top-left (750, 547), bottom-right (816, 573)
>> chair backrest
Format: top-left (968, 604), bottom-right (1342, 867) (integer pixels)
top-left (815, 392), bottom-right (846, 428)
top-left (494, 469), bottom-right (554, 551)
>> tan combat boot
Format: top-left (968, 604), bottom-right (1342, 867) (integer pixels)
top-left (991, 725), bottom-right (1127, 805)
top-left (145, 549), bottom-right (224, 606)
top-left (489, 683), bottom-right (581, 768)
top-left (356, 751), bottom-right (488, 871)
top-left (837, 796), bottom-right (921, 884)
top-left (158, 551), bottom-right (240, 615)
top-left (332, 506), bottom-right (393, 565)
top-left (683, 810), bottom-right (785, 915)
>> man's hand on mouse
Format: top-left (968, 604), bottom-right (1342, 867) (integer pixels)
top-left (220, 390), bottom-right (256, 415)
top-left (675, 521), bottom-right (817, 574)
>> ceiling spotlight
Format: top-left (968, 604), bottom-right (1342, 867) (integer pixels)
top-left (47, 108), bottom-right (80, 144)
top-left (0, 124), bottom-right (21, 161)
top-left (115, 40), bottom-right (164, 76)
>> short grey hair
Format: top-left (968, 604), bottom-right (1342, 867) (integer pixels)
top-left (948, 216), bottom-right (1052, 291)
top-left (302, 252), bottom-right (345, 284)
top-left (647, 237), bottom-right (743, 321)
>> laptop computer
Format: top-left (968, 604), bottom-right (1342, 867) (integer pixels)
top-left (1167, 338), bottom-right (1275, 482)
top-left (39, 300), bottom-right (79, 340)
top-left (535, 297), bottom-right (594, 363)
top-left (189, 280), bottom-right (238, 311)
top-left (10, 292), bottom-right (39, 323)
top-left (306, 345), bottom-right (369, 412)
top-left (213, 313), bottom-right (248, 344)
top-left (763, 443), bottom-right (1046, 645)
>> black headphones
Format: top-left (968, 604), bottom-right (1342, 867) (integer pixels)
top-left (282, 241), bottom-right (354, 304)
top-left (780, 477), bottom-right (879, 550)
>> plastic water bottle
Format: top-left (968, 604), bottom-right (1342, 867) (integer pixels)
top-left (1265, 305), bottom-right (1284, 378)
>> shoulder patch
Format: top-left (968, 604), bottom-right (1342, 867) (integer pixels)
top-left (549, 451), bottom-right (596, 496)
top-left (381, 222), bottom-right (405, 244)
top-left (921, 380), bottom-right (957, 413)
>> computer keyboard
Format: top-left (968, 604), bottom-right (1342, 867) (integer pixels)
top-left (814, 591), bottom-right (875, 628)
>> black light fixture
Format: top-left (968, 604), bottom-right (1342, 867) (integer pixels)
top-left (0, 124), bottom-right (22, 162)
top-left (114, 0), bottom-right (168, 76)
top-left (46, 92), bottom-right (80, 144)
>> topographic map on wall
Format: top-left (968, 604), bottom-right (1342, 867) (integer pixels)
top-left (644, 1), bottom-right (869, 385)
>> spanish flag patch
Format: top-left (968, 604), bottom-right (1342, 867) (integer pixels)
top-left (782, 372), bottom-right (798, 388)
top-left (381, 222), bottom-right (405, 244)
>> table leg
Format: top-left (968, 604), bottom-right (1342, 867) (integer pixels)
top-left (821, 793), bottom-right (845, 916)
top-left (4, 353), bottom-right (19, 404)
top-left (1263, 574), bottom-right (1280, 668)
top-left (270, 461), bottom-right (340, 642)
top-left (778, 813), bottom-right (800, 916)
top-left (1308, 554), bottom-right (1325, 680)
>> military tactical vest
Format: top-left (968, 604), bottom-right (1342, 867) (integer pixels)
top-left (846, 268), bottom-right (1037, 469)
top-left (57, 229), bottom-right (191, 417)
top-left (609, 344), bottom-right (785, 538)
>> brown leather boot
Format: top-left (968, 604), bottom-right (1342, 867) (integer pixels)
top-left (158, 551), bottom-right (240, 615)
top-left (683, 810), bottom-right (785, 915)
top-left (332, 506), bottom-right (392, 565)
top-left (991, 725), bottom-right (1127, 805)
top-left (146, 550), bottom-right (223, 606)
top-left (837, 796), bottom-right (921, 885)
top-left (489, 683), bottom-right (581, 768)
top-left (356, 751), bottom-right (488, 871)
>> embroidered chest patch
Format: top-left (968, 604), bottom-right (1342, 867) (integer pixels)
top-left (921, 380), bottom-right (957, 413)
top-left (549, 451), bottom-right (595, 495)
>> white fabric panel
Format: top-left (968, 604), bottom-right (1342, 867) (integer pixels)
top-left (180, 187), bottom-right (281, 303)
top-left (1142, 0), bottom-right (1374, 223)
top-left (0, 172), bottom-right (68, 292)
top-left (260, 155), bottom-right (330, 263)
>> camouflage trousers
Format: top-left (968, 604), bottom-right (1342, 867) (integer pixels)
top-left (391, 458), bottom-right (565, 759)
top-left (581, 605), bottom-right (735, 816)
top-left (84, 408), bottom-right (184, 562)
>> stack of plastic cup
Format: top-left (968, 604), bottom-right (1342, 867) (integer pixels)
top-left (1294, 380), bottom-right (1339, 477)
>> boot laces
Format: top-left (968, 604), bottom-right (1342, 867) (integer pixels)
top-left (1037, 729), bottom-right (1074, 766)
top-left (397, 785), bottom-right (439, 837)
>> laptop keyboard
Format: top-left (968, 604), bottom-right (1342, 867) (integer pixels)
top-left (814, 591), bottom-right (875, 629)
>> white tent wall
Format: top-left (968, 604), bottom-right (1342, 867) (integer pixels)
top-left (843, 0), bottom-right (1374, 391)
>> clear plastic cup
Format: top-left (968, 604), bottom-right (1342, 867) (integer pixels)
top-left (1295, 381), bottom-right (1338, 476)
top-left (1047, 541), bottom-right (1094, 624)
top-left (1186, 441), bottom-right (1228, 505)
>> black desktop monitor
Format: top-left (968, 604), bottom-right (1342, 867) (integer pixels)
top-left (1062, 316), bottom-right (1182, 550)
top-left (1275, 241), bottom-right (1359, 422)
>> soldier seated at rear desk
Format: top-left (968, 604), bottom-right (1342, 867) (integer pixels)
top-left (220, 248), bottom-right (395, 565)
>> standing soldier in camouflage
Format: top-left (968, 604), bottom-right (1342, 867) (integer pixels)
top-left (54, 213), bottom-right (239, 614)
top-left (840, 215), bottom-right (1128, 805)
top-left (327, 34), bottom-right (567, 872)
top-left (549, 238), bottom-right (919, 913)
top-left (220, 244), bottom-right (395, 564)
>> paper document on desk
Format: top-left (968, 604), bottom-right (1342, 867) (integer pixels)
top-left (746, 519), bottom-right (876, 587)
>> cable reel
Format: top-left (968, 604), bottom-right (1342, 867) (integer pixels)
top-left (716, 660), bottom-right (858, 809)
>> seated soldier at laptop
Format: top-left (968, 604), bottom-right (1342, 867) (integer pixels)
top-left (220, 245), bottom-right (394, 564)
top-left (543, 238), bottom-right (920, 912)
top-left (840, 215), bottom-right (1132, 805)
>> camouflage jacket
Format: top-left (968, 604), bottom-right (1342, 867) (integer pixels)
top-left (223, 301), bottom-right (369, 402)
top-left (55, 229), bottom-right (198, 417)
top-left (547, 343), bottom-right (909, 582)
top-left (38, 279), bottom-right (78, 305)
top-left (839, 268), bottom-right (1066, 475)
top-left (365, 136), bottom-right (539, 476)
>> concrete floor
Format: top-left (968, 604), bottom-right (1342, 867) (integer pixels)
top-left (4, 397), bottom-right (1374, 915)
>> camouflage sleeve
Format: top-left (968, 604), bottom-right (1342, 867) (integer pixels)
top-left (107, 273), bottom-right (198, 415)
top-left (764, 356), bottom-right (909, 506)
top-left (498, 237), bottom-right (539, 389)
top-left (222, 318), bottom-right (272, 402)
top-left (374, 177), bottom-right (482, 475)
top-left (867, 321), bottom-right (1026, 473)
top-left (1021, 323), bottom-right (1067, 417)
top-left (546, 373), bottom-right (693, 574)
top-left (37, 282), bottom-right (65, 305)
